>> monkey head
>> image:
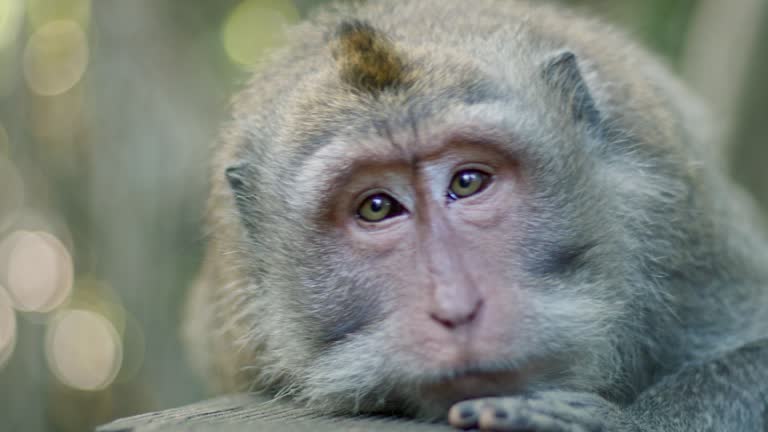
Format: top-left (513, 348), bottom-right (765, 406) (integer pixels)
top-left (204, 3), bottom-right (704, 420)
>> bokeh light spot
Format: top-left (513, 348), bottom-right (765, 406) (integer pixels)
top-left (0, 0), bottom-right (24, 49)
top-left (222, 0), bottom-right (299, 67)
top-left (0, 230), bottom-right (74, 313)
top-left (0, 285), bottom-right (17, 370)
top-left (46, 309), bottom-right (123, 391)
top-left (23, 19), bottom-right (88, 96)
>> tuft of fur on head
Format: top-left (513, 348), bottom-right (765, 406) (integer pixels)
top-left (331, 20), bottom-right (410, 93)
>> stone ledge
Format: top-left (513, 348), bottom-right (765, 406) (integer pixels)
top-left (97, 394), bottom-right (452, 432)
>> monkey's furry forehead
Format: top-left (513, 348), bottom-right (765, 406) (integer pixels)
top-left (227, 0), bottom-right (693, 172)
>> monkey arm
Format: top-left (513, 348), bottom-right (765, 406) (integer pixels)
top-left (625, 338), bottom-right (768, 431)
top-left (449, 339), bottom-right (768, 431)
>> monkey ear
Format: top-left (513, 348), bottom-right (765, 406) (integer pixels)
top-left (225, 163), bottom-right (248, 194)
top-left (225, 163), bottom-right (261, 233)
top-left (540, 50), bottom-right (601, 128)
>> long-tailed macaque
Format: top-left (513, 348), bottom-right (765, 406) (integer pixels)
top-left (184, 1), bottom-right (768, 430)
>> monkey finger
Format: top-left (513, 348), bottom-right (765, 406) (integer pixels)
top-left (518, 397), bottom-right (607, 429)
top-left (477, 405), bottom-right (589, 432)
top-left (448, 398), bottom-right (500, 429)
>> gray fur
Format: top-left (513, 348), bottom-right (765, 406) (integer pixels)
top-left (183, 0), bottom-right (768, 430)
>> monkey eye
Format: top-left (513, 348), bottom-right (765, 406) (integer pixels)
top-left (357, 193), bottom-right (405, 223)
top-left (448, 169), bottom-right (492, 200)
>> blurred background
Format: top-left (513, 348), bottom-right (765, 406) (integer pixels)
top-left (0, 0), bottom-right (765, 431)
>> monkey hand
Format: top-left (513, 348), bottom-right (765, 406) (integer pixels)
top-left (447, 390), bottom-right (640, 432)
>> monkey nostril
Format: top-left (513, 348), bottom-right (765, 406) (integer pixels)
top-left (430, 299), bottom-right (483, 329)
top-left (430, 313), bottom-right (457, 329)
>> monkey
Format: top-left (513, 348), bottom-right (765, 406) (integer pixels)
top-left (182, 0), bottom-right (768, 430)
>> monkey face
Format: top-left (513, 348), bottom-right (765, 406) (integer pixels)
top-left (215, 12), bottom-right (694, 420)
top-left (223, 97), bottom-right (658, 419)
top-left (260, 111), bottom-right (626, 418)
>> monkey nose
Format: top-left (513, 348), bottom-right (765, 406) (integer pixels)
top-left (429, 298), bottom-right (483, 330)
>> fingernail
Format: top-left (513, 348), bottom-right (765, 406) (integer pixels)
top-left (460, 406), bottom-right (475, 419)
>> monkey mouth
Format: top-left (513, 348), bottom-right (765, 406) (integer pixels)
top-left (414, 353), bottom-right (566, 406)
top-left (417, 367), bottom-right (527, 405)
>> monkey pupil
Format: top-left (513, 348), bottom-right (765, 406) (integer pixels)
top-left (459, 173), bottom-right (474, 189)
top-left (370, 197), bottom-right (384, 213)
